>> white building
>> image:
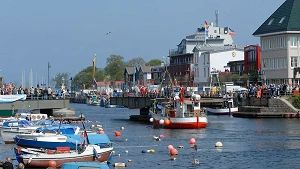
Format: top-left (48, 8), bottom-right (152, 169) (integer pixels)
top-left (193, 45), bottom-right (244, 90)
top-left (253, 0), bottom-right (300, 85)
top-left (169, 23), bottom-right (235, 56)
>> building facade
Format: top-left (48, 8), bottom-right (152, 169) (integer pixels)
top-left (193, 46), bottom-right (244, 90)
top-left (151, 65), bottom-right (166, 85)
top-left (168, 19), bottom-right (237, 87)
top-left (253, 0), bottom-right (300, 85)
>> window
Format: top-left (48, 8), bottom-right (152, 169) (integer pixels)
top-left (276, 38), bottom-right (279, 48)
top-left (291, 56), bottom-right (298, 67)
top-left (279, 17), bottom-right (285, 24)
top-left (268, 18), bottom-right (274, 25)
top-left (269, 39), bottom-right (272, 49)
top-left (214, 30), bottom-right (217, 33)
top-left (290, 37), bottom-right (297, 47)
top-left (283, 37), bottom-right (286, 48)
top-left (204, 68), bottom-right (206, 77)
top-left (280, 37), bottom-right (283, 48)
top-left (273, 58), bottom-right (276, 69)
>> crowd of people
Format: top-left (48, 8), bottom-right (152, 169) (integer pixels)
top-left (0, 83), bottom-right (70, 99)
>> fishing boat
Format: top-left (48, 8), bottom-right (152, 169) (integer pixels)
top-left (151, 87), bottom-right (208, 129)
top-left (205, 99), bottom-right (238, 115)
top-left (17, 145), bottom-right (113, 168)
top-left (61, 162), bottom-right (110, 169)
top-left (88, 95), bottom-right (101, 106)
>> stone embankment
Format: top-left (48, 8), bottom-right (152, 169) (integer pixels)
top-left (233, 97), bottom-right (299, 118)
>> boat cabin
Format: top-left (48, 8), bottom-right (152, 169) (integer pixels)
top-left (168, 94), bottom-right (202, 118)
top-left (222, 99), bottom-right (234, 108)
top-left (2, 120), bottom-right (33, 128)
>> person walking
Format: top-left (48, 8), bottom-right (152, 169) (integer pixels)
top-left (2, 157), bottom-right (13, 169)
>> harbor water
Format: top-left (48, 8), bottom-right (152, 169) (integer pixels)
top-left (1, 104), bottom-right (300, 169)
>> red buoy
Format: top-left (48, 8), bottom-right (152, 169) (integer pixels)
top-left (99, 130), bottom-right (105, 134)
top-left (115, 131), bottom-right (122, 136)
top-left (48, 160), bottom-right (57, 168)
top-left (170, 148), bottom-right (178, 156)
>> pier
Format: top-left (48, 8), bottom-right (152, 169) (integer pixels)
top-left (0, 99), bottom-right (70, 116)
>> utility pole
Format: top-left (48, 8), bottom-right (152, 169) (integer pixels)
top-left (48, 62), bottom-right (51, 87)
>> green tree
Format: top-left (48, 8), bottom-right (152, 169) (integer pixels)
top-left (231, 74), bottom-right (240, 83)
top-left (104, 55), bottom-right (125, 81)
top-left (71, 67), bottom-right (105, 90)
top-left (240, 74), bottom-right (249, 83)
top-left (145, 59), bottom-right (163, 66)
top-left (52, 73), bottom-right (70, 89)
top-left (125, 57), bottom-right (145, 67)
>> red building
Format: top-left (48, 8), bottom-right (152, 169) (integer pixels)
top-left (167, 53), bottom-right (194, 87)
top-left (244, 45), bottom-right (261, 83)
top-left (244, 45), bottom-right (261, 72)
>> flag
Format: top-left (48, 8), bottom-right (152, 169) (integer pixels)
top-left (229, 28), bottom-right (236, 36)
top-left (204, 21), bottom-right (209, 29)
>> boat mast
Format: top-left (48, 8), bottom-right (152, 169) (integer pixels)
top-left (92, 54), bottom-right (96, 91)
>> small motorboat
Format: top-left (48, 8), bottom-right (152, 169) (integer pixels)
top-left (61, 162), bottom-right (110, 169)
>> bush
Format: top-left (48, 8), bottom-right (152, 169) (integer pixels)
top-left (292, 96), bottom-right (300, 109)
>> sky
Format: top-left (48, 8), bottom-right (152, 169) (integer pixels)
top-left (0, 0), bottom-right (285, 85)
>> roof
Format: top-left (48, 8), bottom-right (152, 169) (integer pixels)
top-left (253, 0), bottom-right (300, 36)
top-left (139, 66), bottom-right (152, 73)
top-left (125, 67), bottom-right (135, 75)
top-left (193, 45), bottom-right (244, 53)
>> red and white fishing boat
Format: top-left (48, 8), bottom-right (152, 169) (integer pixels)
top-left (18, 145), bottom-right (113, 168)
top-left (151, 87), bottom-right (207, 129)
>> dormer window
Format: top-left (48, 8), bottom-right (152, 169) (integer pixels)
top-left (268, 18), bottom-right (274, 25)
top-left (279, 17), bottom-right (285, 23)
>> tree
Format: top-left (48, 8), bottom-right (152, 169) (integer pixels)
top-left (71, 67), bottom-right (105, 90)
top-left (125, 57), bottom-right (145, 67)
top-left (145, 59), bottom-right (163, 66)
top-left (52, 73), bottom-right (70, 89)
top-left (104, 55), bottom-right (125, 81)
top-left (240, 74), bottom-right (249, 83)
top-left (231, 74), bottom-right (240, 82)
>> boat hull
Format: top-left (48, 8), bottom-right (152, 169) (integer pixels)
top-left (153, 116), bottom-right (207, 129)
top-left (1, 128), bottom-right (37, 144)
top-left (20, 146), bottom-right (113, 168)
top-left (206, 107), bottom-right (238, 115)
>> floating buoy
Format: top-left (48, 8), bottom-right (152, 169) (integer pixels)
top-left (90, 125), bottom-right (95, 129)
top-left (99, 130), bottom-right (105, 134)
top-left (48, 160), bottom-right (56, 168)
top-left (96, 124), bottom-right (102, 128)
top-left (192, 159), bottom-right (200, 165)
top-left (215, 141), bottom-right (223, 148)
top-left (115, 131), bottom-right (122, 137)
top-left (164, 119), bottom-right (170, 125)
top-left (113, 163), bottom-right (127, 167)
top-left (190, 138), bottom-right (196, 144)
top-left (120, 127), bottom-right (125, 130)
top-left (177, 146), bottom-right (184, 148)
top-left (118, 154), bottom-right (121, 157)
top-left (149, 149), bottom-right (155, 153)
top-left (170, 148), bottom-right (178, 155)
top-left (128, 159), bottom-right (132, 162)
top-left (159, 134), bottom-right (165, 138)
top-left (149, 118), bottom-right (154, 122)
top-left (167, 145), bottom-right (174, 150)
top-left (125, 138), bottom-right (128, 142)
top-left (153, 136), bottom-right (161, 141)
top-left (97, 127), bottom-right (103, 131)
top-left (170, 156), bottom-right (176, 161)
top-left (159, 119), bottom-right (164, 125)
top-left (125, 150), bottom-right (128, 154)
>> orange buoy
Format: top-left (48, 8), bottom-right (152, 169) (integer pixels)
top-left (170, 148), bottom-right (178, 156)
top-left (115, 131), bottom-right (122, 136)
top-left (48, 160), bottom-right (57, 168)
top-left (164, 119), bottom-right (170, 125)
top-left (190, 138), bottom-right (196, 144)
top-left (99, 130), bottom-right (105, 134)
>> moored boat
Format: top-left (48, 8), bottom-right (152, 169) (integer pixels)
top-left (18, 145), bottom-right (113, 168)
top-left (206, 99), bottom-right (238, 115)
top-left (61, 162), bottom-right (110, 169)
top-left (151, 87), bottom-right (207, 129)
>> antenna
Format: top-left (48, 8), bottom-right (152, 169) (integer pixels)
top-left (215, 10), bottom-right (219, 27)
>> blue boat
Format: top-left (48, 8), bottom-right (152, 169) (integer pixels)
top-left (14, 133), bottom-right (112, 150)
top-left (61, 162), bottom-right (110, 169)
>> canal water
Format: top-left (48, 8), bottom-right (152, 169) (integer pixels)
top-left (1, 103), bottom-right (300, 169)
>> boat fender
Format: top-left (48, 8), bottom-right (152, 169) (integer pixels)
top-left (113, 163), bottom-right (127, 167)
top-left (28, 155), bottom-right (33, 164)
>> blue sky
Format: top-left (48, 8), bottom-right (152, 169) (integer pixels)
top-left (0, 0), bottom-right (284, 85)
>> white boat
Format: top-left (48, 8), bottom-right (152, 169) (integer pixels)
top-left (0, 120), bottom-right (39, 143)
top-left (151, 88), bottom-right (208, 129)
top-left (206, 99), bottom-right (238, 115)
top-left (18, 145), bottom-right (113, 168)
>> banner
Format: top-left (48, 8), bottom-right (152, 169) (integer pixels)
top-left (0, 94), bottom-right (27, 103)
